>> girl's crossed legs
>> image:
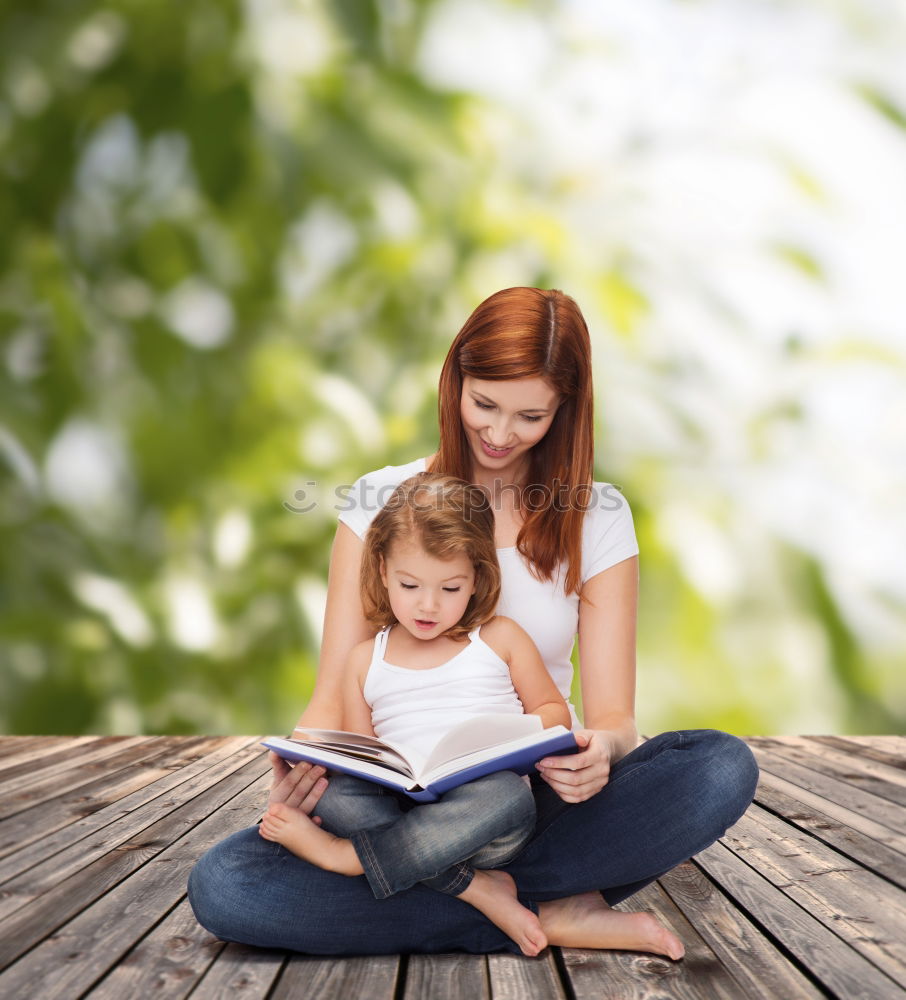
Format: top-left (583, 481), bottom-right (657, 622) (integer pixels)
top-left (261, 770), bottom-right (546, 954)
top-left (188, 730), bottom-right (758, 956)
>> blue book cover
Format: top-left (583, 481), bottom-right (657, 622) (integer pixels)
top-left (262, 716), bottom-right (578, 802)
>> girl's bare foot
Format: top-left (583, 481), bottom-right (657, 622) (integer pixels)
top-left (259, 802), bottom-right (364, 877)
top-left (459, 870), bottom-right (548, 957)
top-left (538, 892), bottom-right (684, 960)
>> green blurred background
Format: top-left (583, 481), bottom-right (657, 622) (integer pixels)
top-left (2, 0), bottom-right (904, 738)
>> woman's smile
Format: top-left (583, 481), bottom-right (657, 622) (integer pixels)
top-left (479, 438), bottom-right (516, 459)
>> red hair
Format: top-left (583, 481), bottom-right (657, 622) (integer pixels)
top-left (430, 287), bottom-right (594, 595)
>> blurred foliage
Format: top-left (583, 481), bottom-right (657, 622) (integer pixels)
top-left (1, 0), bottom-right (904, 737)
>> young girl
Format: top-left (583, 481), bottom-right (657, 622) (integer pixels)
top-left (260, 472), bottom-right (572, 956)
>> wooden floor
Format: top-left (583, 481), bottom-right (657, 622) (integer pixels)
top-left (0, 736), bottom-right (904, 999)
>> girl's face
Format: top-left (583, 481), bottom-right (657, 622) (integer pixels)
top-left (459, 376), bottom-right (561, 480)
top-left (380, 539), bottom-right (476, 641)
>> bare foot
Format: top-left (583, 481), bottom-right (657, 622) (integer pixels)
top-left (459, 870), bottom-right (548, 957)
top-left (538, 892), bottom-right (684, 960)
top-left (259, 802), bottom-right (364, 876)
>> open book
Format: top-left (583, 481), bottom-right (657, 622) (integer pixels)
top-left (262, 714), bottom-right (578, 803)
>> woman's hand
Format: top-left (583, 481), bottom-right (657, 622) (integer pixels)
top-left (267, 752), bottom-right (329, 819)
top-left (536, 730), bottom-right (615, 803)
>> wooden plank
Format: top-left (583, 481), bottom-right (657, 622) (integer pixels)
top-left (0, 736), bottom-right (160, 819)
top-left (84, 899), bottom-right (223, 999)
top-left (404, 953), bottom-right (489, 999)
top-left (754, 772), bottom-right (906, 889)
top-left (723, 804), bottom-right (906, 989)
top-left (804, 735), bottom-right (906, 773)
top-left (0, 736), bottom-right (255, 875)
top-left (752, 736), bottom-right (906, 808)
top-left (658, 860), bottom-right (824, 999)
top-left (0, 736), bottom-right (143, 793)
top-left (487, 951), bottom-right (566, 999)
top-left (753, 766), bottom-right (906, 861)
top-left (0, 762), bottom-right (271, 996)
top-left (0, 736), bottom-right (97, 777)
top-left (559, 880), bottom-right (743, 1000)
top-left (0, 736), bottom-right (105, 792)
top-left (0, 736), bottom-right (214, 868)
top-left (0, 734), bottom-right (903, 998)
top-left (831, 735), bottom-right (906, 754)
top-left (270, 954), bottom-right (400, 1000)
top-left (694, 839), bottom-right (906, 998)
top-left (751, 744), bottom-right (906, 845)
top-left (0, 762), bottom-right (268, 996)
top-left (189, 942), bottom-right (286, 1000)
top-left (0, 739), bottom-right (264, 923)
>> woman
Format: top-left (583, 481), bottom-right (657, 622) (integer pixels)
top-left (188, 287), bottom-right (758, 956)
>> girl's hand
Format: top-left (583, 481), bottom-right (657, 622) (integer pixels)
top-left (267, 751), bottom-right (328, 820)
top-left (535, 730), bottom-right (614, 803)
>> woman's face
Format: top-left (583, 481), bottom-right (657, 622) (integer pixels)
top-left (459, 376), bottom-right (561, 481)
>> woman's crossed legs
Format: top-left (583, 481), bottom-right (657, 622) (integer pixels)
top-left (187, 730), bottom-right (757, 956)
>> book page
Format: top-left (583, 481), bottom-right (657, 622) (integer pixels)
top-left (289, 727), bottom-right (412, 772)
top-left (291, 726), bottom-right (391, 750)
top-left (265, 738), bottom-right (418, 786)
top-left (420, 713), bottom-right (543, 775)
top-left (420, 725), bottom-right (572, 788)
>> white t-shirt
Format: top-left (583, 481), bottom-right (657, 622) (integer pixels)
top-left (337, 457), bottom-right (639, 725)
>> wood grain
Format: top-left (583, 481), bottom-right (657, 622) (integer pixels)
top-left (695, 839), bottom-right (906, 998)
top-left (0, 736), bottom-right (257, 878)
top-left (561, 880), bottom-right (745, 1000)
top-left (405, 953), bottom-right (490, 999)
top-left (0, 735), bottom-right (904, 999)
top-left (659, 860), bottom-right (824, 999)
top-left (752, 736), bottom-right (906, 808)
top-left (487, 950), bottom-right (567, 1000)
top-left (84, 898), bottom-right (223, 999)
top-left (272, 954), bottom-right (400, 1000)
top-left (190, 941), bottom-right (287, 1000)
top-left (751, 744), bottom-right (906, 850)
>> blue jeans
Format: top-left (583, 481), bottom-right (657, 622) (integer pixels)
top-left (188, 730), bottom-right (758, 955)
top-left (314, 771), bottom-right (536, 898)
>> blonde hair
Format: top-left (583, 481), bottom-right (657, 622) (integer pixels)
top-left (361, 472), bottom-right (500, 640)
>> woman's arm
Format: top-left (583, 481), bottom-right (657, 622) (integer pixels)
top-left (342, 641), bottom-right (378, 737)
top-left (483, 618), bottom-right (572, 730)
top-left (296, 522), bottom-right (373, 730)
top-left (536, 556), bottom-right (640, 802)
top-left (268, 523), bottom-right (372, 810)
top-left (577, 555), bottom-right (639, 756)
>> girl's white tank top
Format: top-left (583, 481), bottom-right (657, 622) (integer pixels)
top-left (363, 624), bottom-right (525, 761)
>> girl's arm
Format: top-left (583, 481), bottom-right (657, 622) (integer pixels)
top-left (342, 640), bottom-right (378, 737)
top-left (536, 556), bottom-right (640, 803)
top-left (483, 618), bottom-right (571, 730)
top-left (296, 523), bottom-right (373, 730)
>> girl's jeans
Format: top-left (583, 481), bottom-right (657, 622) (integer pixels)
top-left (313, 770), bottom-right (536, 898)
top-left (188, 729), bottom-right (759, 955)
